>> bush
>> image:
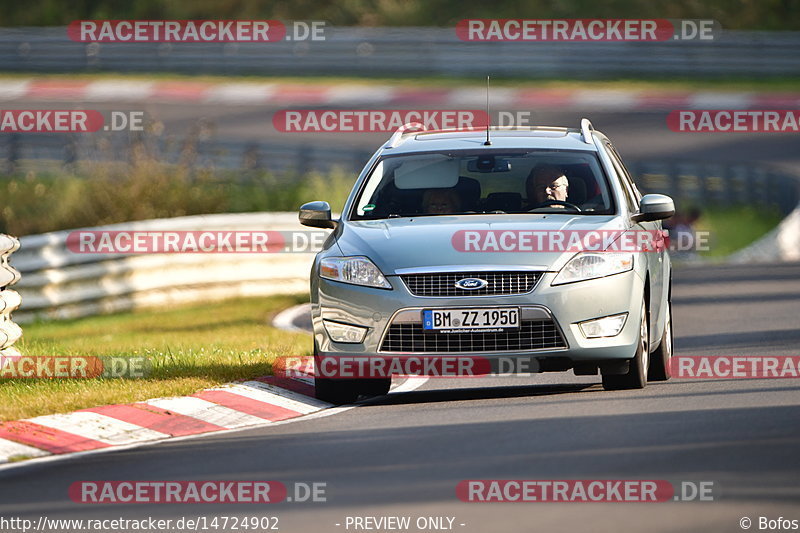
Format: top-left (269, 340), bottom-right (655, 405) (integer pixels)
top-left (0, 160), bottom-right (356, 235)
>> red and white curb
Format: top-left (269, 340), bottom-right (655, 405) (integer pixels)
top-left (1, 78), bottom-right (799, 110)
top-left (0, 302), bottom-right (427, 469)
top-left (0, 375), bottom-right (329, 466)
top-left (0, 372), bottom-right (429, 468)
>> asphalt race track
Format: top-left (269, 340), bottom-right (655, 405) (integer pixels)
top-left (0, 262), bottom-right (798, 532)
top-left (3, 98), bottom-right (800, 170)
top-left (1, 95), bottom-right (799, 532)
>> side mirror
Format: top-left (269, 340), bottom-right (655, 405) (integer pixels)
top-left (632, 194), bottom-right (675, 223)
top-left (299, 201), bottom-right (337, 229)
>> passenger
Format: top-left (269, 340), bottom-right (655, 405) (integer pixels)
top-left (422, 188), bottom-right (462, 214)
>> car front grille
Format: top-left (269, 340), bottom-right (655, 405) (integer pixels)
top-left (379, 319), bottom-right (566, 353)
top-left (401, 271), bottom-right (543, 297)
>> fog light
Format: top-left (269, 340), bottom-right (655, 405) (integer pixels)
top-left (323, 320), bottom-right (368, 343)
top-left (579, 313), bottom-right (628, 338)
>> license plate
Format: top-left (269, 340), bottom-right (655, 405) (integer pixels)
top-left (422, 307), bottom-right (520, 333)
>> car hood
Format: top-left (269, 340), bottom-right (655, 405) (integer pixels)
top-left (335, 214), bottom-right (627, 274)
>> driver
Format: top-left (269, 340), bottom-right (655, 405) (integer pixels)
top-left (525, 164), bottom-right (569, 208)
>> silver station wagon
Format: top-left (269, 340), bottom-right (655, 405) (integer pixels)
top-left (300, 120), bottom-right (675, 404)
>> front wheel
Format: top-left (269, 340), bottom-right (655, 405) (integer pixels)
top-left (313, 345), bottom-right (360, 404)
top-left (648, 297), bottom-right (673, 382)
top-left (602, 300), bottom-right (649, 391)
top-left (313, 348), bottom-right (392, 404)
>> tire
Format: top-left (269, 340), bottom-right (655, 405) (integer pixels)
top-left (312, 345), bottom-right (391, 404)
top-left (648, 296), bottom-right (673, 382)
top-left (602, 299), bottom-right (649, 391)
top-left (313, 343), bottom-right (360, 404)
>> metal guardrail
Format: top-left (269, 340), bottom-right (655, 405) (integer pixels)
top-left (0, 133), bottom-right (375, 176)
top-left (1, 234), bottom-right (23, 358)
top-left (12, 213), bottom-right (326, 324)
top-left (1, 27), bottom-right (799, 78)
top-left (628, 160), bottom-right (799, 216)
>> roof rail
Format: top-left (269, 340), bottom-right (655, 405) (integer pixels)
top-left (580, 118), bottom-right (594, 144)
top-left (385, 122), bottom-right (424, 149)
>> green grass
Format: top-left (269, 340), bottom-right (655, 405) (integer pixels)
top-left (1, 295), bottom-right (311, 421)
top-left (695, 206), bottom-right (783, 258)
top-left (6, 455), bottom-right (35, 463)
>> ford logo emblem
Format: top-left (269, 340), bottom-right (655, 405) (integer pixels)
top-left (455, 278), bottom-right (488, 290)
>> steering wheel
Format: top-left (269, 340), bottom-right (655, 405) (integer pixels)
top-left (528, 200), bottom-right (582, 213)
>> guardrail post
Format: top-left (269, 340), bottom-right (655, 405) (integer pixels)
top-left (666, 162), bottom-right (682, 205)
top-left (0, 234), bottom-right (23, 360)
top-left (725, 164), bottom-right (741, 206)
top-left (6, 133), bottom-right (20, 175)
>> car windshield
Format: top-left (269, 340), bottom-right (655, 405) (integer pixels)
top-left (350, 149), bottom-right (615, 219)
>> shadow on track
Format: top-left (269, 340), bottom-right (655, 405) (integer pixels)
top-left (360, 382), bottom-right (600, 407)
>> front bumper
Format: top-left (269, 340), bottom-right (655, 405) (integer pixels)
top-left (312, 269), bottom-right (644, 367)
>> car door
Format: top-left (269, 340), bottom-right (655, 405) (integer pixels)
top-left (605, 143), bottom-right (667, 343)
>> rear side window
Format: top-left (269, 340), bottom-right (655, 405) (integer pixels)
top-left (610, 146), bottom-right (642, 201)
top-left (605, 144), bottom-right (638, 212)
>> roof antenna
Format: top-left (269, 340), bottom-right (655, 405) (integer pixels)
top-left (484, 75), bottom-right (492, 146)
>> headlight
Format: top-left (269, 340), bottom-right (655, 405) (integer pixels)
top-left (319, 256), bottom-right (392, 289)
top-left (552, 252), bottom-right (633, 285)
